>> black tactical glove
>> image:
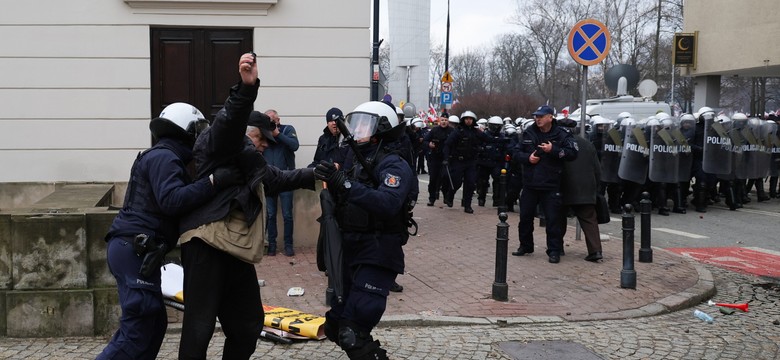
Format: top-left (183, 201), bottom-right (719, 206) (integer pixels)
top-left (314, 160), bottom-right (347, 190)
top-left (211, 166), bottom-right (243, 191)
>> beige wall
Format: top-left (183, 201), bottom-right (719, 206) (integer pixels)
top-left (682, 0), bottom-right (780, 77)
top-left (0, 0), bottom-right (370, 182)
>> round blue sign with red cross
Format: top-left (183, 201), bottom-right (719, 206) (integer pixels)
top-left (568, 19), bottom-right (611, 66)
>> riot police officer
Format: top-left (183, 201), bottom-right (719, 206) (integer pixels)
top-left (476, 116), bottom-right (508, 207)
top-left (314, 101), bottom-right (416, 360)
top-left (423, 113), bottom-right (454, 206)
top-left (97, 101), bottom-right (241, 359)
top-left (443, 111), bottom-right (498, 213)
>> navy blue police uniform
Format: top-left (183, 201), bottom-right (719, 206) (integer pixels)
top-left (98, 136), bottom-right (217, 360)
top-left (442, 121), bottom-right (495, 212)
top-left (476, 126), bottom-right (508, 207)
top-left (513, 116), bottom-right (578, 260)
top-left (422, 121), bottom-right (454, 206)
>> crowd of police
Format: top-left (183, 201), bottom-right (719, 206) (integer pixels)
top-left (417, 106), bottom-right (780, 217)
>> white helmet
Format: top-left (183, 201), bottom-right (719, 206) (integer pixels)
top-left (411, 117), bottom-right (425, 129)
top-left (503, 117), bottom-right (512, 124)
top-left (656, 112), bottom-right (671, 120)
top-left (621, 117), bottom-right (637, 127)
top-left (515, 117), bottom-right (524, 125)
top-left (521, 118), bottom-right (535, 131)
top-left (731, 112), bottom-right (748, 121)
top-left (590, 115), bottom-right (612, 125)
top-left (680, 113), bottom-right (696, 122)
top-left (477, 118), bottom-right (488, 125)
top-left (617, 112), bottom-right (632, 122)
top-left (698, 106), bottom-right (716, 122)
top-left (345, 101), bottom-right (401, 142)
top-left (460, 111), bottom-right (477, 121)
top-left (487, 116), bottom-right (503, 125)
top-left (503, 124), bottom-right (517, 135)
top-left (151, 102), bottom-right (208, 145)
top-left (449, 115), bottom-right (461, 124)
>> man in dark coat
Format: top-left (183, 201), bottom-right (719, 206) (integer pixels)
top-left (557, 118), bottom-right (603, 262)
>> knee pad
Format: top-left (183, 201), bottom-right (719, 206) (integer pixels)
top-left (338, 322), bottom-right (372, 351)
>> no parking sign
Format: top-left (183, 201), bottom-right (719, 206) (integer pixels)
top-left (568, 19), bottom-right (611, 66)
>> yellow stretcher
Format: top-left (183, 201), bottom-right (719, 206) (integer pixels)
top-left (160, 263), bottom-right (326, 344)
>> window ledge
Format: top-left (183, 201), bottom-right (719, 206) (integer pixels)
top-left (124, 0), bottom-right (278, 16)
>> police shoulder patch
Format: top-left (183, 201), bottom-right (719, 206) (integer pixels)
top-left (384, 173), bottom-right (401, 188)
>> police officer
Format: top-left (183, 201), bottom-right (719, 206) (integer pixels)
top-left (692, 107), bottom-right (717, 212)
top-left (309, 107), bottom-right (346, 168)
top-left (314, 100), bottom-right (416, 360)
top-left (97, 98), bottom-right (242, 359)
top-left (443, 110), bottom-right (497, 213)
top-left (423, 113), bottom-right (454, 206)
top-left (476, 116), bottom-right (508, 207)
top-left (511, 105), bottom-right (578, 264)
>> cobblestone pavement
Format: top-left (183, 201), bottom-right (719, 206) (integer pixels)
top-left (2, 266), bottom-right (778, 359)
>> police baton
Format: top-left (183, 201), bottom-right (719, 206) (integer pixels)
top-left (444, 162), bottom-right (455, 190)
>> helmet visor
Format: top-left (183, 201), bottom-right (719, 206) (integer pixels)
top-left (187, 118), bottom-right (210, 139)
top-left (345, 111), bottom-right (379, 143)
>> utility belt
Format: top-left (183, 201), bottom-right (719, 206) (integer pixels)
top-left (133, 234), bottom-right (168, 278)
top-left (336, 203), bottom-right (405, 234)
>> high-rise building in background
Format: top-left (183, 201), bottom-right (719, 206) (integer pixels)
top-left (387, 0), bottom-right (431, 117)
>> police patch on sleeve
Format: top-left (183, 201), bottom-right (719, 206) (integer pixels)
top-left (383, 174), bottom-right (401, 188)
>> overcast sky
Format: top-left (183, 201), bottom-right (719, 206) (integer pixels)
top-left (379, 0), bottom-right (520, 55)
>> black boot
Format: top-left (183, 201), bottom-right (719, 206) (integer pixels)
top-left (694, 183), bottom-right (707, 213)
top-left (756, 178), bottom-right (771, 202)
top-left (724, 181), bottom-right (737, 211)
top-left (672, 185), bottom-right (686, 213)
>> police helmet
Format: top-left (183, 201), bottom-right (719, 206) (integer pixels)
top-left (503, 123), bottom-right (517, 135)
top-left (590, 115), bottom-right (612, 125)
top-left (411, 117), bottom-right (425, 129)
top-left (656, 112), bottom-right (671, 121)
top-left (660, 118), bottom-right (675, 129)
top-left (716, 114), bottom-right (731, 124)
top-left (731, 113), bottom-right (748, 121)
top-left (503, 117), bottom-right (512, 124)
top-left (621, 117), bottom-right (637, 127)
top-left (646, 118), bottom-right (661, 127)
top-left (521, 118), bottom-right (535, 131)
top-left (345, 101), bottom-right (403, 143)
top-left (448, 115), bottom-right (461, 124)
top-left (680, 113), bottom-right (696, 122)
top-left (395, 106), bottom-right (404, 122)
top-left (460, 110), bottom-right (478, 122)
top-left (487, 116), bottom-right (503, 125)
top-left (150, 102), bottom-right (209, 145)
top-left (515, 117), bottom-right (524, 125)
top-left (698, 107), bottom-right (716, 122)
top-left (477, 118), bottom-right (488, 126)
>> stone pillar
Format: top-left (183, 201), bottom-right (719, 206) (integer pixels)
top-left (693, 75), bottom-right (721, 112)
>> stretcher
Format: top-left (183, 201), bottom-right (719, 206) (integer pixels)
top-left (160, 263), bottom-right (326, 344)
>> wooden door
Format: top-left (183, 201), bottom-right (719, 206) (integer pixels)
top-left (151, 28), bottom-right (253, 121)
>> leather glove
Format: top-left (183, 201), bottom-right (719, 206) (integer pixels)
top-left (211, 166), bottom-right (243, 191)
top-left (314, 160), bottom-right (346, 190)
top-left (442, 160), bottom-right (449, 167)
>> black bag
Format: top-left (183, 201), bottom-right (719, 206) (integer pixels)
top-left (596, 194), bottom-right (611, 224)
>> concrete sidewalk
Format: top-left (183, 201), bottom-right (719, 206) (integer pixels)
top-left (252, 196), bottom-right (715, 326)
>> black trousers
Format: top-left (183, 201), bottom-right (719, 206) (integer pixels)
top-left (179, 238), bottom-right (263, 360)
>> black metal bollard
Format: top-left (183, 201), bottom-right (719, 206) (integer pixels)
top-left (492, 212), bottom-right (509, 301)
top-left (498, 169), bottom-right (507, 215)
top-left (621, 204), bottom-right (637, 289)
top-left (639, 191), bottom-right (653, 263)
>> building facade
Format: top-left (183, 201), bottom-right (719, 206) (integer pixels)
top-left (387, 0), bottom-right (431, 117)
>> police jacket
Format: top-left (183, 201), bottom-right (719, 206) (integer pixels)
top-left (514, 122), bottom-right (578, 190)
top-left (308, 127), bottom-right (343, 168)
top-left (561, 136), bottom-right (600, 205)
top-left (476, 129), bottom-right (507, 167)
top-left (180, 80), bottom-right (262, 232)
top-left (423, 125), bottom-right (454, 158)
top-left (106, 137), bottom-right (216, 249)
top-left (264, 124), bottom-right (299, 170)
top-left (443, 125), bottom-right (494, 162)
top-left (333, 142), bottom-right (415, 274)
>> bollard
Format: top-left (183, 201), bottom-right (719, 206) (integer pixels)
top-left (498, 169), bottom-right (507, 215)
top-left (639, 191), bottom-right (653, 263)
top-left (620, 204), bottom-right (636, 289)
top-left (492, 212), bottom-right (509, 301)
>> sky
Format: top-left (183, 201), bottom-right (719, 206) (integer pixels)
top-left (379, 0), bottom-right (520, 55)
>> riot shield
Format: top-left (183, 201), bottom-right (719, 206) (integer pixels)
top-left (673, 117), bottom-right (694, 182)
top-left (741, 118), bottom-right (764, 179)
top-left (702, 114), bottom-right (733, 175)
top-left (766, 121), bottom-right (780, 177)
top-left (599, 121), bottom-right (622, 183)
top-left (755, 119), bottom-right (772, 178)
top-left (649, 121), bottom-right (679, 183)
top-left (618, 121), bottom-right (649, 184)
top-left (728, 118), bottom-right (747, 180)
